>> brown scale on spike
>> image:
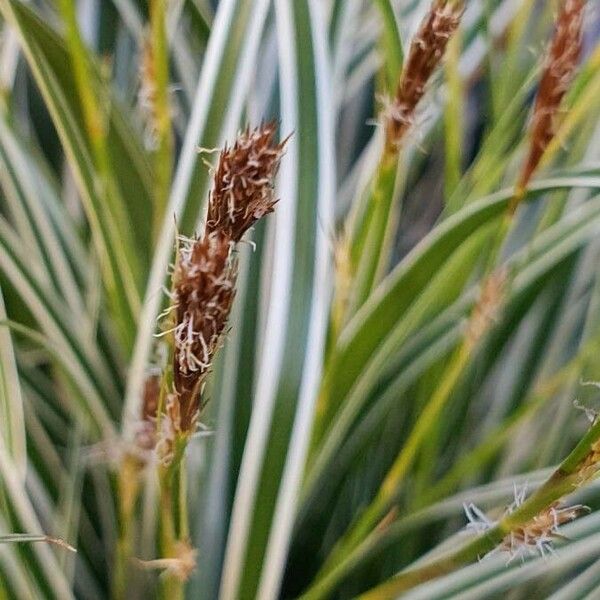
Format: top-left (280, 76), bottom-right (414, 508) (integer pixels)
top-left (501, 502), bottom-right (588, 559)
top-left (205, 122), bottom-right (286, 243)
top-left (465, 489), bottom-right (588, 561)
top-left (385, 0), bottom-right (463, 149)
top-left (517, 0), bottom-right (585, 193)
top-left (170, 232), bottom-right (237, 431)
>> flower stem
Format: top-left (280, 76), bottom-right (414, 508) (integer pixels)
top-left (113, 456), bottom-right (142, 600)
top-left (158, 436), bottom-right (189, 600)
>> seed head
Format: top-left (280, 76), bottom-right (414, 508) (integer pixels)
top-left (518, 0), bottom-right (585, 189)
top-left (464, 487), bottom-right (588, 562)
top-left (163, 124), bottom-right (286, 432)
top-left (205, 122), bottom-right (286, 242)
top-left (171, 233), bottom-right (236, 431)
top-left (385, 0), bottom-right (463, 148)
top-left (466, 269), bottom-right (506, 347)
top-left (502, 503), bottom-right (587, 562)
top-left (500, 488), bottom-right (588, 562)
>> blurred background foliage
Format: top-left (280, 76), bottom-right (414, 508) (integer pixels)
top-left (0, 0), bottom-right (600, 599)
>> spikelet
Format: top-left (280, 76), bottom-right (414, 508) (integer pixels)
top-left (501, 499), bottom-right (587, 562)
top-left (170, 232), bottom-right (236, 431)
top-left (464, 486), bottom-right (588, 562)
top-left (205, 122), bottom-right (286, 242)
top-left (517, 0), bottom-right (585, 191)
top-left (165, 123), bottom-right (286, 432)
top-left (385, 0), bottom-right (463, 149)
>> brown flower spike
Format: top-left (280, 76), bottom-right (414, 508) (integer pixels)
top-left (171, 233), bottom-right (236, 431)
top-left (205, 122), bottom-right (286, 243)
top-left (385, 0), bottom-right (463, 149)
top-left (501, 502), bottom-right (588, 560)
top-left (168, 123), bottom-right (286, 432)
top-left (518, 0), bottom-right (585, 191)
top-left (465, 489), bottom-right (588, 562)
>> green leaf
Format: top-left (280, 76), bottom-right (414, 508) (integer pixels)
top-left (0, 113), bottom-right (85, 315)
top-left (0, 0), bottom-right (155, 351)
top-left (0, 219), bottom-right (116, 434)
top-left (374, 0), bottom-right (403, 93)
top-left (0, 434), bottom-right (74, 598)
top-left (219, 1), bottom-right (335, 597)
top-left (299, 187), bottom-right (600, 596)
top-left (0, 286), bottom-right (25, 476)
top-left (194, 224), bottom-right (267, 599)
top-left (318, 176), bottom-right (600, 443)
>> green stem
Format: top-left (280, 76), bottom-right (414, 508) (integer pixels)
top-left (349, 149), bottom-right (402, 315)
top-left (148, 0), bottom-right (173, 238)
top-left (158, 435), bottom-right (189, 600)
top-left (158, 472), bottom-right (182, 600)
top-left (373, 0), bottom-right (404, 93)
top-left (113, 457), bottom-right (142, 600)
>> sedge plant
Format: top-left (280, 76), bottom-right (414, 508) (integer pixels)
top-left (1, 1), bottom-right (600, 599)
